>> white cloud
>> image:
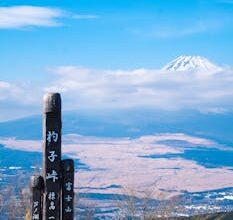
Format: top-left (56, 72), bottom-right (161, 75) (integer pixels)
top-left (0, 6), bottom-right (64, 28)
top-left (150, 23), bottom-right (211, 38)
top-left (0, 6), bottom-right (99, 29)
top-left (0, 80), bottom-right (43, 120)
top-left (0, 80), bottom-right (39, 104)
top-left (0, 81), bottom-right (38, 121)
top-left (44, 66), bottom-right (233, 112)
top-left (130, 13), bottom-right (232, 39)
top-left (72, 14), bottom-right (99, 20)
top-left (0, 81), bottom-right (11, 90)
top-left (1, 66), bottom-right (233, 121)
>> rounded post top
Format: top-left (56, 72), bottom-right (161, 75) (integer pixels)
top-left (62, 159), bottom-right (74, 172)
top-left (43, 93), bottom-right (61, 114)
top-left (31, 175), bottom-right (44, 189)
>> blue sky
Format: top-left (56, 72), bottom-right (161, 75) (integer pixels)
top-left (1, 0), bottom-right (233, 81)
top-left (0, 0), bottom-right (233, 120)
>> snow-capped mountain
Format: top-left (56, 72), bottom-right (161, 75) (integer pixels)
top-left (162, 55), bottom-right (220, 72)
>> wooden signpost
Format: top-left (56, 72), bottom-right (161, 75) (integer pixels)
top-left (30, 93), bottom-right (75, 220)
top-left (43, 93), bottom-right (62, 220)
top-left (62, 159), bottom-right (74, 220)
top-left (30, 175), bottom-right (44, 220)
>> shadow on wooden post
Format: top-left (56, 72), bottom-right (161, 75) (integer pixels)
top-left (30, 175), bottom-right (44, 220)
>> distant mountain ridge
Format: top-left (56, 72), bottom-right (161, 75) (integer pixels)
top-left (1, 110), bottom-right (233, 145)
top-left (162, 55), bottom-right (220, 72)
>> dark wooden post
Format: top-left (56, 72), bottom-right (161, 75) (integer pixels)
top-left (30, 175), bottom-right (44, 220)
top-left (43, 93), bottom-right (62, 220)
top-left (62, 159), bottom-right (74, 220)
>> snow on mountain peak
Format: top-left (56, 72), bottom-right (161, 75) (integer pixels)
top-left (162, 55), bottom-right (220, 72)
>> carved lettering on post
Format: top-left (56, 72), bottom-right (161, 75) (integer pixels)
top-left (62, 159), bottom-right (74, 220)
top-left (30, 175), bottom-right (44, 220)
top-left (43, 93), bottom-right (62, 220)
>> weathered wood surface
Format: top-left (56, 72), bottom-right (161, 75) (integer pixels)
top-left (30, 175), bottom-right (44, 220)
top-left (43, 93), bottom-right (62, 220)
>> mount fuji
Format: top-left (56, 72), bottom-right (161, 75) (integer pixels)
top-left (162, 55), bottom-right (220, 72)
